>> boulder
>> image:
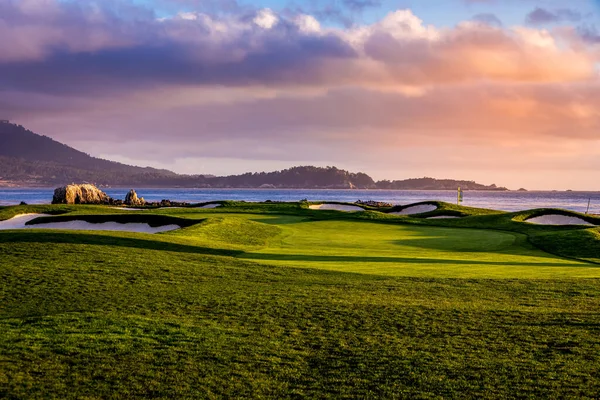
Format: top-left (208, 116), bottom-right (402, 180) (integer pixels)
top-left (52, 184), bottom-right (110, 204)
top-left (125, 189), bottom-right (146, 206)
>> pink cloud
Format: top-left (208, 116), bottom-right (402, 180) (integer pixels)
top-left (1, 0), bottom-right (600, 189)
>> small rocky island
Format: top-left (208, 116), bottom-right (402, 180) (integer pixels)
top-left (52, 184), bottom-right (111, 205)
top-left (52, 184), bottom-right (190, 207)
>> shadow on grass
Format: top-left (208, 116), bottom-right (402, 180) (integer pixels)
top-left (248, 215), bottom-right (310, 225)
top-left (386, 235), bottom-right (563, 261)
top-left (26, 214), bottom-right (201, 228)
top-left (0, 231), bottom-right (242, 258)
top-left (388, 236), bottom-right (516, 253)
top-left (238, 252), bottom-right (593, 268)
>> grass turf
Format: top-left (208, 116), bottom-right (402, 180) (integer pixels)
top-left (1, 201), bottom-right (600, 398)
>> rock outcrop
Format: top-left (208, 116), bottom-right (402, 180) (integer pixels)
top-left (355, 200), bottom-right (393, 208)
top-left (52, 184), bottom-right (110, 204)
top-left (124, 189), bottom-right (146, 206)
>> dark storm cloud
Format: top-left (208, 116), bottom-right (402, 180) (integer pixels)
top-left (0, 1), bottom-right (356, 95)
top-left (0, 35), bottom-right (356, 94)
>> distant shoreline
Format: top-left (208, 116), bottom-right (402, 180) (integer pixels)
top-left (2, 186), bottom-right (600, 192)
top-left (0, 186), bottom-right (514, 191)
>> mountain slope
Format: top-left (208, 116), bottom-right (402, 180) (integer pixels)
top-left (0, 122), bottom-right (176, 174)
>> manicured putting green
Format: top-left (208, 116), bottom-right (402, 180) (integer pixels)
top-left (166, 215), bottom-right (593, 278)
top-left (104, 210), bottom-right (599, 278)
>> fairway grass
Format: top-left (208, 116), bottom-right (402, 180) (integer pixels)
top-left (1, 202), bottom-right (600, 398)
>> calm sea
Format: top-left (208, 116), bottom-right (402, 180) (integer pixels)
top-left (1, 188), bottom-right (599, 213)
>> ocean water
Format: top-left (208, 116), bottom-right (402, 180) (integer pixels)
top-left (1, 188), bottom-right (599, 213)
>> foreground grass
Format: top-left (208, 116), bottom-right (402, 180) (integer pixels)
top-left (2, 236), bottom-right (600, 398)
top-left (1, 202), bottom-right (600, 398)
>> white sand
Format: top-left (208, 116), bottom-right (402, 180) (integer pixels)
top-left (427, 216), bottom-right (461, 219)
top-left (526, 214), bottom-right (596, 226)
top-left (0, 214), bottom-right (45, 229)
top-left (309, 204), bottom-right (364, 212)
top-left (390, 204), bottom-right (438, 215)
top-left (0, 213), bottom-right (179, 233)
top-left (197, 204), bottom-right (221, 209)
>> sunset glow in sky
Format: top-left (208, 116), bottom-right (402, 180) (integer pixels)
top-left (1, 0), bottom-right (600, 189)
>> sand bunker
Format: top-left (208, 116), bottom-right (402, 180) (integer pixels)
top-left (390, 204), bottom-right (438, 215)
top-left (427, 216), bottom-right (461, 219)
top-left (309, 204), bottom-right (364, 212)
top-left (0, 214), bottom-right (179, 233)
top-left (0, 214), bottom-right (44, 230)
top-left (525, 214), bottom-right (596, 226)
top-left (197, 204), bottom-right (221, 209)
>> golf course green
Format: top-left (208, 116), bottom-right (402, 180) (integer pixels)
top-left (1, 201), bottom-right (600, 398)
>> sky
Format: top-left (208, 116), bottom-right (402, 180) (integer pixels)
top-left (1, 0), bottom-right (600, 190)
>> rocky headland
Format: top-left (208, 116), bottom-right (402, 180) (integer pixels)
top-left (51, 185), bottom-right (190, 207)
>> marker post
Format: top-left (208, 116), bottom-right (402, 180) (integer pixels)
top-left (586, 198), bottom-right (591, 215)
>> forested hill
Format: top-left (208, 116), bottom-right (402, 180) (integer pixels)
top-left (0, 122), bottom-right (508, 190)
top-left (376, 177), bottom-right (506, 190)
top-left (202, 167), bottom-right (507, 190)
top-left (209, 166), bottom-right (375, 189)
top-left (0, 122), bottom-right (178, 186)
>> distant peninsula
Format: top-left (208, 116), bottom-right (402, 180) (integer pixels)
top-left (0, 121), bottom-right (508, 190)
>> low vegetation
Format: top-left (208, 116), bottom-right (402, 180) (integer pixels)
top-left (1, 201), bottom-right (600, 398)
